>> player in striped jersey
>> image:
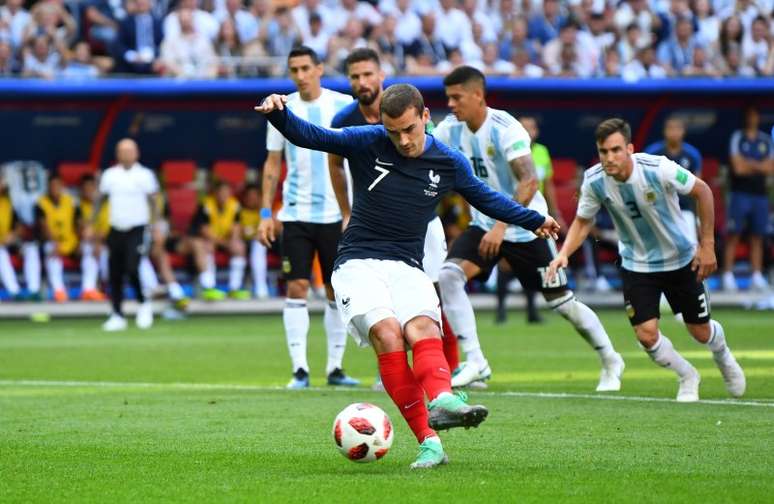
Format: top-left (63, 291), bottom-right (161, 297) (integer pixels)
top-left (548, 118), bottom-right (745, 402)
top-left (259, 46), bottom-right (358, 389)
top-left (435, 66), bottom-right (624, 391)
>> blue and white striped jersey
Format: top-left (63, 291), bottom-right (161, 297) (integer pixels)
top-left (577, 153), bottom-right (698, 273)
top-left (434, 108), bottom-right (548, 243)
top-left (266, 88), bottom-right (352, 224)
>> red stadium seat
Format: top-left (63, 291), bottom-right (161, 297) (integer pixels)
top-left (213, 160), bottom-right (248, 191)
top-left (166, 187), bottom-right (198, 234)
top-left (58, 162), bottom-right (96, 187)
top-left (551, 158), bottom-right (578, 185)
top-left (702, 157), bottom-right (720, 184)
top-left (161, 160), bottom-right (197, 188)
top-left (554, 184), bottom-right (579, 223)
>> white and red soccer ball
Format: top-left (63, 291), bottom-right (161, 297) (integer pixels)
top-left (332, 403), bottom-right (394, 462)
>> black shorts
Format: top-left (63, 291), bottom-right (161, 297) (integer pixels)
top-left (620, 263), bottom-right (710, 326)
top-left (447, 225), bottom-right (567, 294)
top-left (281, 221), bottom-right (341, 283)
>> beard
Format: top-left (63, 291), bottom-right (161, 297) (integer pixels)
top-left (357, 88), bottom-right (379, 106)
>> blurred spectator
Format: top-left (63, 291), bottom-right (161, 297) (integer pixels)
top-left (622, 43), bottom-right (669, 80)
top-left (161, 7), bottom-right (217, 78)
top-left (84, 0), bottom-right (126, 49)
top-left (462, 0), bottom-right (497, 44)
top-left (22, 1), bottom-right (76, 50)
top-left (60, 40), bottom-right (101, 78)
top-left (22, 34), bottom-right (61, 79)
top-left (0, 0), bottom-right (31, 51)
top-left (682, 44), bottom-right (721, 75)
top-left (644, 116), bottom-right (703, 242)
top-left (435, 0), bottom-right (473, 52)
top-left (600, 46), bottom-right (622, 76)
top-left (692, 0), bottom-right (720, 46)
top-left (265, 7), bottom-right (302, 59)
top-left (292, 0), bottom-right (336, 41)
top-left (368, 14), bottom-right (402, 74)
top-left (164, 0), bottom-right (219, 42)
top-left (385, 0), bottom-right (422, 46)
top-left (35, 174), bottom-right (77, 302)
top-left (404, 13), bottom-right (446, 73)
top-left (499, 16), bottom-right (540, 64)
top-left (114, 0), bottom-right (163, 74)
top-left (0, 40), bottom-right (20, 75)
top-left (511, 46), bottom-right (544, 77)
top-left (719, 14), bottom-right (744, 57)
top-left (435, 46), bottom-right (464, 73)
top-left (657, 16), bottom-right (698, 73)
top-left (587, 12), bottom-right (616, 55)
top-left (302, 12), bottom-right (331, 59)
top-left (529, 0), bottom-right (566, 44)
top-left (214, 0), bottom-right (258, 44)
top-left (543, 19), bottom-right (598, 77)
top-left (721, 41), bottom-right (756, 75)
top-left (491, 0), bottom-right (516, 36)
top-left (716, 0), bottom-right (764, 29)
top-left (614, 0), bottom-right (661, 48)
top-left (723, 106), bottom-right (774, 292)
top-left (330, 0), bottom-right (383, 34)
top-left (471, 41), bottom-right (514, 75)
top-left (618, 23), bottom-right (644, 63)
top-left (741, 15), bottom-right (770, 74)
top-left (215, 18), bottom-right (242, 76)
top-left (326, 16), bottom-right (366, 73)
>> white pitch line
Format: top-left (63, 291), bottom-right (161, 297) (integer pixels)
top-left (1, 379), bottom-right (772, 408)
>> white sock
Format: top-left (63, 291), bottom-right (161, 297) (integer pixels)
top-left (22, 242), bottom-right (41, 293)
top-left (199, 253), bottom-right (216, 289)
top-left (228, 256), bottom-right (246, 292)
top-left (99, 248), bottom-right (109, 282)
top-left (706, 320), bottom-right (728, 355)
top-left (250, 240), bottom-right (268, 295)
top-left (438, 262), bottom-right (487, 368)
top-left (44, 250), bottom-right (65, 292)
top-left (80, 243), bottom-right (99, 291)
top-left (646, 333), bottom-right (695, 378)
top-left (550, 292), bottom-right (617, 363)
top-left (139, 256), bottom-right (159, 293)
top-left (168, 281), bottom-right (184, 300)
top-left (324, 301), bottom-right (348, 375)
top-left (284, 298), bottom-right (310, 372)
top-left (0, 247), bottom-right (20, 295)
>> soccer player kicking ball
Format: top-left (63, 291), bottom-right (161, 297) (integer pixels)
top-left (255, 85), bottom-right (560, 469)
top-left (434, 66), bottom-right (624, 391)
top-left (547, 118), bottom-right (745, 402)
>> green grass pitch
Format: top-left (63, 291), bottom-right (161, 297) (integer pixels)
top-left (1, 308), bottom-right (772, 503)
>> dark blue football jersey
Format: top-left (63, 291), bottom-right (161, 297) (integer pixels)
top-left (644, 140), bottom-right (702, 211)
top-left (331, 100), bottom-right (369, 129)
top-left (265, 106), bottom-right (545, 270)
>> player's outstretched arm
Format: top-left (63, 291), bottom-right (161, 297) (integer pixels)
top-left (254, 94), bottom-right (380, 159)
top-left (453, 154), bottom-right (557, 236)
top-left (688, 177), bottom-right (717, 281)
top-left (546, 216), bottom-right (593, 283)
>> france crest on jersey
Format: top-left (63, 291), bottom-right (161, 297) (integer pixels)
top-left (434, 108), bottom-right (548, 243)
top-left (1, 160), bottom-right (48, 225)
top-left (577, 153), bottom-right (698, 273)
top-left (266, 88), bottom-right (352, 224)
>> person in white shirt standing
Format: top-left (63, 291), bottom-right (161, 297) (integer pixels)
top-left (94, 138), bottom-right (159, 332)
top-left (259, 46), bottom-right (358, 389)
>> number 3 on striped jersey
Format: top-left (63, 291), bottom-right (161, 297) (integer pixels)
top-left (368, 166), bottom-right (390, 191)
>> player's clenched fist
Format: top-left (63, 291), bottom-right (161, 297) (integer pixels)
top-left (534, 215), bottom-right (560, 240)
top-left (254, 94), bottom-right (289, 114)
top-left (258, 217), bottom-right (276, 247)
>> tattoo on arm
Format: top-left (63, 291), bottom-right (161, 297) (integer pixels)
top-left (510, 155), bottom-right (538, 206)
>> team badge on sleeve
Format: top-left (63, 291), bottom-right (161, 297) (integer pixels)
top-left (675, 168), bottom-right (689, 185)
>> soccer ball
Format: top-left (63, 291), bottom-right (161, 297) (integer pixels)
top-left (332, 403), bottom-right (394, 462)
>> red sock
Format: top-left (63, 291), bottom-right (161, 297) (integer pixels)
top-left (378, 351), bottom-right (436, 443)
top-left (412, 338), bottom-right (453, 402)
top-left (441, 312), bottom-right (459, 371)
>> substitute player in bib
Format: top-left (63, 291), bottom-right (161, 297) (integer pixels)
top-left (547, 118), bottom-right (745, 402)
top-left (259, 46), bottom-right (358, 389)
top-left (329, 48), bottom-right (460, 385)
top-left (434, 67), bottom-right (624, 391)
top-left (0, 175), bottom-right (22, 299)
top-left (255, 84), bottom-right (560, 469)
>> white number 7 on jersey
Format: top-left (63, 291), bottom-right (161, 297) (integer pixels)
top-left (368, 166), bottom-right (390, 191)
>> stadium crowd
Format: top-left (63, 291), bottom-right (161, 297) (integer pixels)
top-left (1, 0), bottom-right (774, 79)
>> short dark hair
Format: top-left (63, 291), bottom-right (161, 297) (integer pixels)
top-left (287, 45), bottom-right (320, 65)
top-left (79, 174), bottom-right (96, 185)
top-left (595, 118), bottom-right (631, 144)
top-left (380, 84), bottom-right (424, 119)
top-left (345, 48), bottom-right (380, 70)
top-left (443, 65), bottom-right (486, 91)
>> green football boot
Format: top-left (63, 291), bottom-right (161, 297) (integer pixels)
top-left (428, 391), bottom-right (488, 431)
